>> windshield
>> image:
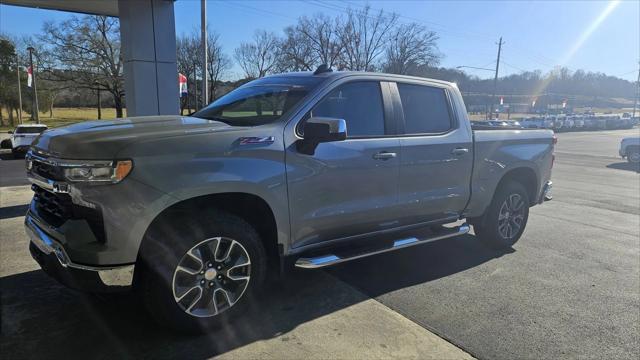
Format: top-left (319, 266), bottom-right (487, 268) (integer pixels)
top-left (15, 127), bottom-right (47, 134)
top-left (193, 77), bottom-right (323, 126)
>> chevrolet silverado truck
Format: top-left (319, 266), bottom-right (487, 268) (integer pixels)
top-left (24, 69), bottom-right (554, 332)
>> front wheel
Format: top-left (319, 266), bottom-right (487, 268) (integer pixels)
top-left (137, 210), bottom-right (267, 333)
top-left (627, 147), bottom-right (640, 163)
top-left (474, 181), bottom-right (530, 249)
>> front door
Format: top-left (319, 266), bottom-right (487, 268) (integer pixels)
top-left (285, 81), bottom-right (400, 249)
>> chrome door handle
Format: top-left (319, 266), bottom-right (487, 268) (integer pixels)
top-left (373, 151), bottom-right (397, 160)
top-left (451, 148), bottom-right (469, 156)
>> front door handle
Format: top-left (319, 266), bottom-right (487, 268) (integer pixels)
top-left (451, 147), bottom-right (469, 156)
top-left (373, 151), bottom-right (397, 160)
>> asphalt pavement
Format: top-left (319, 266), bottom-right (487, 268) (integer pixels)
top-left (1, 128), bottom-right (639, 359)
top-left (329, 128), bottom-right (640, 359)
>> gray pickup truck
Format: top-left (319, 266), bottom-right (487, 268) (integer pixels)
top-left (24, 69), bottom-right (554, 332)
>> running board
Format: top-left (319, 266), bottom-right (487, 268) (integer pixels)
top-left (295, 223), bottom-right (470, 269)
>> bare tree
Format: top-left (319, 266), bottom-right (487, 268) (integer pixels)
top-left (383, 22), bottom-right (441, 75)
top-left (207, 32), bottom-right (232, 102)
top-left (40, 15), bottom-right (125, 117)
top-left (338, 6), bottom-right (398, 71)
top-left (278, 25), bottom-right (315, 72)
top-left (234, 30), bottom-right (281, 79)
top-left (296, 14), bottom-right (344, 69)
top-left (176, 34), bottom-right (199, 114)
top-left (177, 28), bottom-right (231, 112)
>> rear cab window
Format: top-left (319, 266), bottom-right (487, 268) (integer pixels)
top-left (397, 83), bottom-right (453, 135)
top-left (15, 126), bottom-right (47, 134)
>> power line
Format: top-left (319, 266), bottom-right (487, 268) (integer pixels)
top-left (501, 60), bottom-right (529, 73)
top-left (310, 0), bottom-right (497, 41)
top-left (309, 0), bottom-right (566, 74)
top-left (220, 0), bottom-right (297, 21)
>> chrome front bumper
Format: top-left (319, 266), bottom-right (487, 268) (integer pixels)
top-left (25, 213), bottom-right (135, 289)
top-left (540, 180), bottom-right (553, 203)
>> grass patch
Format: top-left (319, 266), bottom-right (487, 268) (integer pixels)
top-left (0, 107), bottom-right (127, 131)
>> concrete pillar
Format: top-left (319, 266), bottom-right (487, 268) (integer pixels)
top-left (118, 0), bottom-right (179, 116)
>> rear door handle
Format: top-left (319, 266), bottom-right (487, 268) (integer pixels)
top-left (451, 147), bottom-right (469, 156)
top-left (373, 151), bottom-right (397, 160)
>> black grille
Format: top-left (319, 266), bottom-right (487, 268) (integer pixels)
top-left (32, 185), bottom-right (106, 242)
top-left (32, 160), bottom-right (65, 181)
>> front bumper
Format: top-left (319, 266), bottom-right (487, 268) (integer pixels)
top-left (25, 213), bottom-right (134, 292)
top-left (539, 180), bottom-right (553, 203)
top-left (12, 145), bottom-right (29, 152)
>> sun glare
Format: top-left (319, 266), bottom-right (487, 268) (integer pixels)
top-left (531, 0), bottom-right (621, 98)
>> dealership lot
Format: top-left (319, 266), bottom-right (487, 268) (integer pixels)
top-left (1, 128), bottom-right (638, 359)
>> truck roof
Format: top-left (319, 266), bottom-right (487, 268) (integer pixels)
top-left (263, 70), bottom-right (456, 88)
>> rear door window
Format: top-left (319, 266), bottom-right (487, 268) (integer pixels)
top-left (397, 83), bottom-right (453, 134)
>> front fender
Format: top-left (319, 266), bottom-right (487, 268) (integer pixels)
top-left (117, 127), bottom-right (290, 256)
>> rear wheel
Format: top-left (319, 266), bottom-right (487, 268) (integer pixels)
top-left (137, 210), bottom-right (267, 333)
top-left (474, 181), bottom-right (530, 249)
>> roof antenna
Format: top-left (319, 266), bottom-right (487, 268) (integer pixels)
top-left (314, 64), bottom-right (333, 75)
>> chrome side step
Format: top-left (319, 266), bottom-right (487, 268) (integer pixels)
top-left (295, 223), bottom-right (470, 269)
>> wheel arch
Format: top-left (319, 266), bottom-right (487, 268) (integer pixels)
top-left (138, 192), bottom-right (281, 275)
top-left (495, 166), bottom-right (539, 206)
top-left (625, 144), bottom-right (640, 155)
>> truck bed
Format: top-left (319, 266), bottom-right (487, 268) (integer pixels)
top-left (463, 128), bottom-right (555, 218)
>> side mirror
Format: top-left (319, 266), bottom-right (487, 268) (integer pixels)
top-left (297, 117), bottom-right (347, 155)
top-left (8, 130), bottom-right (13, 134)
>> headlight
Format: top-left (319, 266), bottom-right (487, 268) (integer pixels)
top-left (63, 160), bottom-right (133, 183)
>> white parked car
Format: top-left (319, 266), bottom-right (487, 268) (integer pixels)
top-left (4, 124), bottom-right (48, 158)
top-left (620, 137), bottom-right (640, 163)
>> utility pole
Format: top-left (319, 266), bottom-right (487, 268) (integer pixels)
top-left (193, 62), bottom-right (198, 111)
top-left (15, 53), bottom-right (23, 124)
top-left (201, 0), bottom-right (208, 107)
top-left (27, 46), bottom-right (39, 124)
top-left (489, 37), bottom-right (504, 120)
top-left (632, 61), bottom-right (640, 120)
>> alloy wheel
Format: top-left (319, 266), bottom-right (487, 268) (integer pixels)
top-left (497, 193), bottom-right (526, 240)
top-left (172, 237), bottom-right (251, 317)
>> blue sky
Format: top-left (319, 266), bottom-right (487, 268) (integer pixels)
top-left (1, 0), bottom-right (638, 81)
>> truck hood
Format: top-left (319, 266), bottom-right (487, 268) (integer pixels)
top-left (31, 115), bottom-right (242, 159)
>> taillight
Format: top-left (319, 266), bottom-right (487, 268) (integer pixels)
top-left (552, 134), bottom-right (558, 145)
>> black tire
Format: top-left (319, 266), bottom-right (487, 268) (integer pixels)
top-left (12, 149), bottom-right (23, 159)
top-left (627, 147), bottom-right (640, 164)
top-left (136, 209), bottom-right (268, 333)
top-left (474, 181), bottom-right (530, 249)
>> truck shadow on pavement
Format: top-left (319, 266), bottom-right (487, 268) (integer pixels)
top-left (606, 161), bottom-right (640, 173)
top-left (0, 234), bottom-right (507, 360)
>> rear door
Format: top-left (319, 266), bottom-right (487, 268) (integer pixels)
top-left (285, 80), bottom-right (401, 249)
top-left (392, 81), bottom-right (473, 225)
